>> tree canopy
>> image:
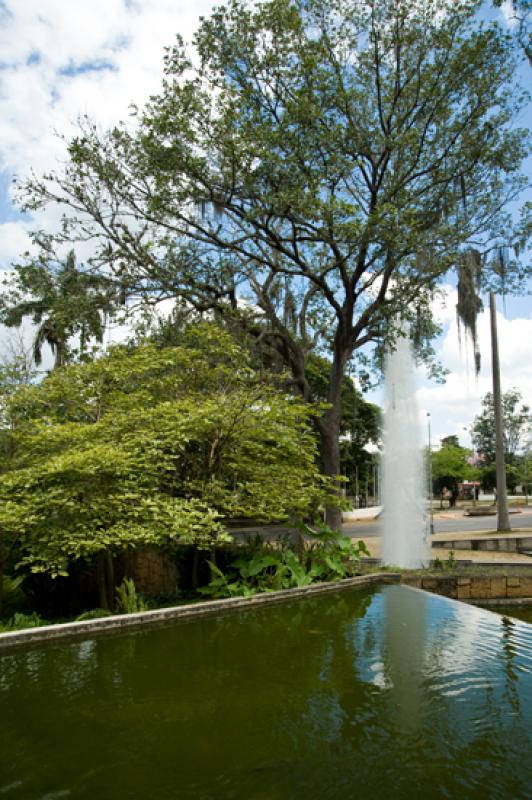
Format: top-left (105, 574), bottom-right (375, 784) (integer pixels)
top-left (431, 441), bottom-right (478, 498)
top-left (0, 250), bottom-right (117, 369)
top-left (0, 325), bottom-right (330, 578)
top-left (471, 388), bottom-right (532, 464)
top-left (493, 0), bottom-right (531, 65)
top-left (14, 0), bottom-right (532, 524)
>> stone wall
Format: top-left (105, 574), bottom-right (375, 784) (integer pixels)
top-left (403, 573), bottom-right (532, 600)
top-left (436, 536), bottom-right (532, 553)
top-left (122, 547), bottom-right (179, 595)
top-left (0, 572), bottom-right (400, 651)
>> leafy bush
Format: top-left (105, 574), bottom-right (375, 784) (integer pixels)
top-left (0, 329), bottom-right (330, 579)
top-left (0, 611), bottom-right (47, 632)
top-left (199, 547), bottom-right (313, 599)
top-left (1, 574), bottom-right (31, 619)
top-left (115, 578), bottom-right (149, 614)
top-left (75, 608), bottom-right (113, 621)
top-left (299, 523), bottom-right (370, 581)
top-left (199, 525), bottom-right (369, 599)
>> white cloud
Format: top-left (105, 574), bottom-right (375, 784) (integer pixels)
top-left (415, 289), bottom-right (532, 448)
top-left (498, 0), bottom-right (519, 29)
top-left (0, 221), bottom-right (35, 267)
top-left (364, 285), bottom-right (532, 449)
top-left (0, 0), bottom-right (220, 364)
top-left (0, 0), bottom-right (530, 430)
top-left (0, 0), bottom-right (216, 175)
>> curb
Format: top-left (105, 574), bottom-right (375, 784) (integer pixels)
top-left (0, 572), bottom-right (400, 652)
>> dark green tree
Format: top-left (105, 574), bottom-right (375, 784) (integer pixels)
top-left (440, 435), bottom-right (461, 449)
top-left (471, 388), bottom-right (532, 464)
top-left (518, 441), bottom-right (532, 499)
top-left (431, 441), bottom-right (478, 505)
top-left (16, 0), bottom-right (531, 525)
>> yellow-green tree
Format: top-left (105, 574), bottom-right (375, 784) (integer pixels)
top-left (0, 326), bottom-right (329, 605)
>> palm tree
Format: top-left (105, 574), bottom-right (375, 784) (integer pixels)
top-left (0, 250), bottom-right (116, 370)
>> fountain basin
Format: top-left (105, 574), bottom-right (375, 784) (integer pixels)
top-left (1, 583), bottom-right (531, 799)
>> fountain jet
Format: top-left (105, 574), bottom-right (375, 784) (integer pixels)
top-left (381, 333), bottom-right (427, 568)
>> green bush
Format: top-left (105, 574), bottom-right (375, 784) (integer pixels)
top-left (199, 525), bottom-right (369, 599)
top-left (0, 611), bottom-right (47, 632)
top-left (115, 578), bottom-right (149, 614)
top-left (1, 574), bottom-right (31, 619)
top-left (75, 608), bottom-right (113, 621)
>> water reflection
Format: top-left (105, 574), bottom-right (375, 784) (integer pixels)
top-left (1, 586), bottom-right (531, 799)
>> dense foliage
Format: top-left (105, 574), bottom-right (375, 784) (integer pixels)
top-left (199, 524), bottom-right (370, 599)
top-left (0, 325), bottom-right (330, 580)
top-left (15, 0), bottom-right (531, 526)
top-left (431, 439), bottom-right (479, 502)
top-left (471, 388), bottom-right (532, 464)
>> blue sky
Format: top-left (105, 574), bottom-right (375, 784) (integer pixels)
top-left (0, 0), bottom-right (530, 447)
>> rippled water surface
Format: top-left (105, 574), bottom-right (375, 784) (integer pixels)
top-left (1, 585), bottom-right (531, 800)
top-left (482, 604), bottom-right (532, 625)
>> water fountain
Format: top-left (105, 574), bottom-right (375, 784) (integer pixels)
top-left (381, 332), bottom-right (428, 568)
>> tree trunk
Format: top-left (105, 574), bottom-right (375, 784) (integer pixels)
top-left (317, 349), bottom-right (347, 531)
top-left (490, 292), bottom-right (511, 531)
top-left (104, 551), bottom-right (115, 609)
top-left (0, 539), bottom-right (4, 618)
top-left (318, 412), bottom-right (343, 529)
top-left (96, 552), bottom-right (109, 609)
top-left (96, 551), bottom-right (115, 610)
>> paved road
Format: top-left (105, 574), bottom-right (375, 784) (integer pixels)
top-left (343, 511), bottom-right (532, 538)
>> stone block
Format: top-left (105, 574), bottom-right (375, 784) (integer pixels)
top-left (457, 584), bottom-right (471, 599)
top-left (440, 579), bottom-right (457, 598)
top-left (517, 577), bottom-right (532, 595)
top-left (498, 539), bottom-right (510, 551)
top-left (507, 578), bottom-right (523, 598)
top-left (422, 578), bottom-right (439, 591)
top-left (457, 577), bottom-right (471, 586)
top-left (489, 577), bottom-right (507, 598)
top-left (125, 547), bottom-right (179, 595)
top-left (404, 577), bottom-right (422, 589)
top-left (469, 576), bottom-right (492, 599)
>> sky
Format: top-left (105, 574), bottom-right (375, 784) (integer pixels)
top-left (0, 0), bottom-right (530, 449)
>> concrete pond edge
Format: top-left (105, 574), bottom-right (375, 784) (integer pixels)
top-left (0, 572), bottom-right (400, 651)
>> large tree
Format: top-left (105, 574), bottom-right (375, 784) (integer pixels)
top-left (471, 388), bottom-right (532, 464)
top-left (17, 0), bottom-right (531, 525)
top-left (431, 439), bottom-right (479, 505)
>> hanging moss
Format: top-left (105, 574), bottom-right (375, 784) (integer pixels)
top-left (456, 249), bottom-right (483, 375)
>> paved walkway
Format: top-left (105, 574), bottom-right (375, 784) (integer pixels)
top-left (351, 528), bottom-right (532, 565)
top-left (229, 520), bottom-right (532, 566)
top-left (343, 507), bottom-right (532, 536)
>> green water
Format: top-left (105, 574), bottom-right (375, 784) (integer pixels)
top-left (483, 605), bottom-right (532, 625)
top-left (1, 584), bottom-right (531, 800)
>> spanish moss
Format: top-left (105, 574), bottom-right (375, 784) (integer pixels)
top-left (456, 249), bottom-right (483, 375)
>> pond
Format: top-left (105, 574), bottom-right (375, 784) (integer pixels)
top-left (480, 604), bottom-right (532, 626)
top-left (1, 584), bottom-right (531, 800)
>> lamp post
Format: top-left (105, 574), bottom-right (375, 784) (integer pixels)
top-left (427, 412), bottom-right (434, 535)
top-left (489, 291), bottom-right (511, 531)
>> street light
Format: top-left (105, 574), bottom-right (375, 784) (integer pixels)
top-left (427, 412), bottom-right (434, 535)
